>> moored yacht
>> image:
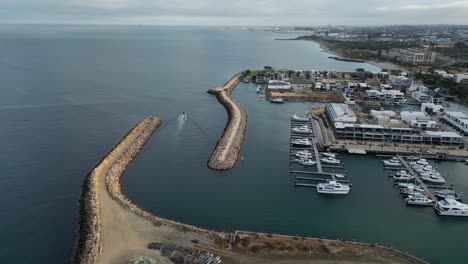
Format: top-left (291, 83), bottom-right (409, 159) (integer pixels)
top-left (406, 193), bottom-right (434, 206)
top-left (300, 159), bottom-right (317, 166)
top-left (321, 152), bottom-right (337, 158)
top-left (291, 138), bottom-right (312, 147)
top-left (421, 173), bottom-right (446, 184)
top-left (383, 157), bottom-right (401, 167)
top-left (317, 181), bottom-right (350, 194)
top-left (405, 156), bottom-right (420, 161)
top-left (434, 190), bottom-right (463, 201)
top-left (270, 98), bottom-right (284, 104)
top-left (256, 85), bottom-right (261, 93)
top-left (410, 159), bottom-right (428, 166)
top-left (295, 150), bottom-right (313, 159)
top-left (292, 125), bottom-right (313, 134)
top-left (393, 173), bottom-right (414, 181)
top-left (291, 114), bottom-right (310, 122)
top-left (320, 157), bottom-right (341, 164)
top-left (435, 198), bottom-right (468, 216)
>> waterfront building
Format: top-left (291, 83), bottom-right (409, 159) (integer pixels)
top-left (412, 91), bottom-right (430, 103)
top-left (389, 75), bottom-right (413, 88)
top-left (382, 90), bottom-right (405, 103)
top-left (421, 103), bottom-right (444, 116)
top-left (334, 122), bottom-right (463, 145)
top-left (441, 112), bottom-right (468, 136)
top-left (410, 120), bottom-right (438, 129)
top-left (408, 82), bottom-right (428, 93)
top-left (325, 103), bottom-right (357, 124)
top-left (267, 80), bottom-right (292, 91)
top-left (389, 48), bottom-right (437, 64)
top-left (400, 111), bottom-right (429, 123)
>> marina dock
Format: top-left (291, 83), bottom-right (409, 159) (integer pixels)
top-left (290, 114), bottom-right (350, 189)
top-left (396, 156), bottom-right (436, 201)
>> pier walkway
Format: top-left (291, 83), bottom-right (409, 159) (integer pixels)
top-left (396, 156), bottom-right (436, 201)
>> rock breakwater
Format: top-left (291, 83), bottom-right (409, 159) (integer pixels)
top-left (207, 73), bottom-right (247, 170)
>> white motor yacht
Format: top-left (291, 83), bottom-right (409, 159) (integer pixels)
top-left (291, 114), bottom-right (310, 122)
top-left (393, 173), bottom-right (414, 181)
top-left (435, 198), bottom-right (468, 216)
top-left (256, 85), bottom-right (261, 93)
top-left (421, 173), bottom-right (446, 184)
top-left (410, 159), bottom-right (428, 166)
top-left (270, 98), bottom-right (284, 104)
top-left (320, 157), bottom-right (341, 165)
top-left (291, 138), bottom-right (312, 147)
top-left (295, 150), bottom-right (313, 159)
top-left (317, 181), bottom-right (350, 194)
top-left (383, 157), bottom-right (401, 167)
top-left (320, 152), bottom-right (337, 158)
top-left (334, 174), bottom-right (346, 179)
top-left (292, 125), bottom-right (313, 134)
top-left (405, 156), bottom-right (420, 161)
top-left (406, 193), bottom-right (434, 206)
top-left (300, 159), bottom-right (317, 166)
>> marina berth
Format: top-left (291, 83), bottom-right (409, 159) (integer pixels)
top-left (300, 159), bottom-right (317, 166)
top-left (435, 198), bottom-right (468, 216)
top-left (292, 125), bottom-right (314, 134)
top-left (434, 190), bottom-right (463, 201)
top-left (393, 173), bottom-right (415, 181)
top-left (295, 150), bottom-right (314, 159)
top-left (270, 98), bottom-right (285, 104)
top-left (420, 173), bottom-right (446, 184)
top-left (317, 181), bottom-right (351, 194)
top-left (406, 193), bottom-right (434, 206)
top-left (320, 157), bottom-right (341, 164)
top-left (291, 114), bottom-right (310, 122)
top-left (383, 157), bottom-right (402, 167)
top-left (321, 152), bottom-right (337, 158)
top-left (291, 138), bottom-right (312, 147)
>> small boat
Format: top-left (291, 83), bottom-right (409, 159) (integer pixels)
top-left (292, 125), bottom-right (313, 134)
top-left (395, 170), bottom-right (410, 177)
top-left (256, 85), bottom-right (261, 93)
top-left (291, 114), bottom-right (310, 122)
top-left (421, 173), bottom-right (446, 184)
top-left (320, 157), bottom-right (341, 164)
top-left (435, 198), bottom-right (468, 216)
top-left (405, 156), bottom-right (420, 161)
top-left (295, 150), bottom-right (313, 159)
top-left (270, 98), bottom-right (284, 104)
top-left (393, 173), bottom-right (414, 181)
top-left (290, 157), bottom-right (305, 163)
top-left (321, 152), bottom-right (337, 158)
top-left (400, 187), bottom-right (426, 197)
top-left (406, 193), bottom-right (434, 206)
top-left (383, 157), bottom-right (401, 167)
top-left (410, 159), bottom-right (428, 166)
top-left (334, 174), bottom-right (346, 179)
top-left (300, 159), bottom-right (317, 166)
top-left (398, 182), bottom-right (421, 189)
top-left (434, 190), bottom-right (464, 201)
top-left (291, 138), bottom-right (312, 147)
top-left (317, 181), bottom-right (350, 195)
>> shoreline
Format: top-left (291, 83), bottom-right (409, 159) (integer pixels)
top-left (207, 73), bottom-right (247, 170)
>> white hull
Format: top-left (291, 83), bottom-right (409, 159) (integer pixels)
top-left (406, 200), bottom-right (434, 206)
top-left (317, 189), bottom-right (350, 194)
top-left (291, 115), bottom-right (310, 122)
top-left (292, 128), bottom-right (313, 134)
top-left (320, 158), bottom-right (340, 164)
top-left (436, 210), bottom-right (468, 216)
top-left (383, 161), bottom-right (402, 167)
top-left (321, 152), bottom-right (336, 158)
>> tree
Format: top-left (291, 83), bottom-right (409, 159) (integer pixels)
top-left (264, 66), bottom-right (273, 71)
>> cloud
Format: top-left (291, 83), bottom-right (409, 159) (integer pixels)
top-left (0, 0), bottom-right (467, 25)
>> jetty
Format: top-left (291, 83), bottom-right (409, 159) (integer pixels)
top-left (207, 73), bottom-right (247, 170)
top-left (290, 115), bottom-right (349, 188)
top-left (396, 156), bottom-right (437, 201)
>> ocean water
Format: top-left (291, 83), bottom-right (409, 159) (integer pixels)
top-left (0, 25), bottom-right (466, 264)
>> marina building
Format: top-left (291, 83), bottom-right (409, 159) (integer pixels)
top-left (334, 123), bottom-right (463, 145)
top-left (421, 103), bottom-right (444, 116)
top-left (400, 111), bottom-right (429, 123)
top-left (267, 80), bottom-right (292, 91)
top-left (325, 103), bottom-right (357, 123)
top-left (412, 91), bottom-right (430, 103)
top-left (389, 48), bottom-right (437, 64)
top-left (441, 112), bottom-right (468, 136)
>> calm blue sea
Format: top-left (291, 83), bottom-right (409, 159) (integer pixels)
top-left (0, 25), bottom-right (467, 264)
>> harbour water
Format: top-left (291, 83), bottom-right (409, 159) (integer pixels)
top-left (0, 25), bottom-right (467, 263)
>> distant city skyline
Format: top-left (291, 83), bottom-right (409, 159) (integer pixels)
top-left (1, 0), bottom-right (468, 26)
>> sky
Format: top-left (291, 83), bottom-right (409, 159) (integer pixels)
top-left (0, 0), bottom-right (467, 26)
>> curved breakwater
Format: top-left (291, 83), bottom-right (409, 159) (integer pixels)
top-left (207, 73), bottom-right (247, 170)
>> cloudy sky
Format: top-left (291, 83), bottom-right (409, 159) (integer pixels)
top-left (0, 0), bottom-right (467, 25)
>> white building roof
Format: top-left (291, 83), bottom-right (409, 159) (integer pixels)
top-left (421, 131), bottom-right (462, 138)
top-left (326, 103), bottom-right (357, 123)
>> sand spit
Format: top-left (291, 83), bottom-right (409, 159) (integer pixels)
top-left (207, 73), bottom-right (247, 170)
